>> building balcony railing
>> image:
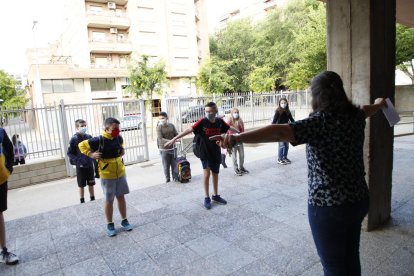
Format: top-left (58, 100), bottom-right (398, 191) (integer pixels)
top-left (85, 0), bottom-right (128, 5)
top-left (89, 40), bottom-right (133, 54)
top-left (86, 13), bottom-right (130, 29)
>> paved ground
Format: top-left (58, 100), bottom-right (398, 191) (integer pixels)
top-left (1, 136), bottom-right (413, 275)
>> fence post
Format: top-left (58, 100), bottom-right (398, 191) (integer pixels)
top-left (177, 97), bottom-right (183, 133)
top-left (59, 100), bottom-right (73, 177)
top-left (140, 99), bottom-right (150, 161)
top-left (250, 91), bottom-right (254, 127)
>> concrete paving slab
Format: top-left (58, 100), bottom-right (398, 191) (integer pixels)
top-left (1, 136), bottom-right (413, 275)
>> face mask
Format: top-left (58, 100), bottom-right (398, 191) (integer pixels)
top-left (159, 119), bottom-right (167, 125)
top-left (232, 113), bottom-right (239, 119)
top-left (110, 128), bottom-right (120, 138)
top-left (79, 127), bottom-right (87, 134)
top-left (205, 112), bottom-right (216, 121)
top-left (280, 103), bottom-right (287, 109)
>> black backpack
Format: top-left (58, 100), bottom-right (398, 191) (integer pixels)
top-left (192, 134), bottom-right (202, 158)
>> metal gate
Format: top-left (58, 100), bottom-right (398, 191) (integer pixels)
top-left (0, 100), bottom-right (149, 176)
top-left (61, 100), bottom-right (149, 175)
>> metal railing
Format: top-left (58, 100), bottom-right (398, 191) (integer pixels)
top-left (164, 90), bottom-right (311, 133)
top-left (0, 100), bottom-right (150, 168)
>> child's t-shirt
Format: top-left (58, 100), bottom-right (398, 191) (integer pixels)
top-left (192, 117), bottom-right (230, 163)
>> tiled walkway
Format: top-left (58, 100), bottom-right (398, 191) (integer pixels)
top-left (1, 136), bottom-right (413, 275)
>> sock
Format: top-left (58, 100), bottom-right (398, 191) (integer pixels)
top-left (80, 198), bottom-right (85, 203)
top-left (90, 196), bottom-right (95, 201)
top-left (2, 247), bottom-right (7, 254)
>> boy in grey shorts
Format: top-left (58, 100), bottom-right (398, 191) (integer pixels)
top-left (79, 117), bottom-right (132, 237)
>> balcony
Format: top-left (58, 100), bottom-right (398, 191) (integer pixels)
top-left (86, 12), bottom-right (130, 29)
top-left (89, 39), bottom-right (133, 54)
top-left (72, 65), bottom-right (128, 78)
top-left (85, 0), bottom-right (128, 5)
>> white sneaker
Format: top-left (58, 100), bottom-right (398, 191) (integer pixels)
top-left (0, 250), bottom-right (19, 265)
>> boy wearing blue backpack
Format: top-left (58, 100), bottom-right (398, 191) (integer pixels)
top-left (67, 119), bottom-right (96, 204)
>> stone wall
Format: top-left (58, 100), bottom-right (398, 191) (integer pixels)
top-left (8, 159), bottom-right (68, 189)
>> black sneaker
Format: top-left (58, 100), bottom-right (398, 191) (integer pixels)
top-left (212, 195), bottom-right (227, 205)
top-left (166, 178), bottom-right (171, 183)
top-left (240, 168), bottom-right (249, 174)
top-left (0, 249), bottom-right (18, 265)
top-left (277, 159), bottom-right (287, 165)
top-left (234, 169), bottom-right (243, 176)
top-left (284, 158), bottom-right (291, 164)
top-left (204, 197), bottom-right (212, 210)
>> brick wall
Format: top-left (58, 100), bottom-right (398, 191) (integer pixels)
top-left (8, 159), bottom-right (68, 189)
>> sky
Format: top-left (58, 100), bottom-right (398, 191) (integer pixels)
top-left (0, 0), bottom-right (242, 75)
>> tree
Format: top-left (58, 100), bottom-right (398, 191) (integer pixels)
top-left (127, 55), bottom-right (167, 139)
top-left (396, 24), bottom-right (414, 84)
top-left (285, 3), bottom-right (327, 89)
top-left (248, 66), bottom-right (276, 92)
top-left (210, 19), bottom-right (256, 92)
top-left (196, 58), bottom-right (232, 94)
top-left (0, 70), bottom-right (28, 109)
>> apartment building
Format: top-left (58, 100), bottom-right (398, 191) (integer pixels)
top-left (218, 0), bottom-right (287, 26)
top-left (27, 0), bottom-right (209, 107)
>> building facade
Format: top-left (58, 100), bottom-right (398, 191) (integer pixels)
top-left (218, 0), bottom-right (286, 27)
top-left (27, 0), bottom-right (209, 107)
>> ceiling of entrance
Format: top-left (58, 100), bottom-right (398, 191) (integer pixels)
top-left (397, 0), bottom-right (414, 27)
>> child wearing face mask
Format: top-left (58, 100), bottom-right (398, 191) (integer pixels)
top-left (156, 112), bottom-right (179, 182)
top-left (227, 108), bottom-right (248, 175)
top-left (67, 119), bottom-right (96, 204)
top-left (11, 134), bottom-right (27, 165)
top-left (79, 117), bottom-right (133, 237)
top-left (272, 98), bottom-right (295, 165)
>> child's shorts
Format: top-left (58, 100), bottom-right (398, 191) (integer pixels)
top-left (201, 160), bottom-right (220, 174)
top-left (101, 175), bottom-right (130, 202)
top-left (76, 167), bottom-right (95, 188)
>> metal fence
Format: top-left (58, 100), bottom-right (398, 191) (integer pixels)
top-left (0, 100), bottom-right (150, 172)
top-left (164, 90), bottom-right (311, 133)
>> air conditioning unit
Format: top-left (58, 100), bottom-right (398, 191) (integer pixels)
top-left (108, 2), bottom-right (116, 10)
top-left (110, 27), bottom-right (118, 34)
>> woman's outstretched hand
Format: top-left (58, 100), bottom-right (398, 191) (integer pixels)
top-left (209, 134), bottom-right (236, 155)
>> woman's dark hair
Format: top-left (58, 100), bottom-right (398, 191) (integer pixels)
top-left (310, 71), bottom-right (358, 114)
top-left (276, 98), bottom-right (292, 116)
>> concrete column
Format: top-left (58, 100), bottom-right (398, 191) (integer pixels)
top-left (327, 0), bottom-right (396, 231)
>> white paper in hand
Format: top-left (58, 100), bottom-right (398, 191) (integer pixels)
top-left (381, 98), bottom-right (400, 127)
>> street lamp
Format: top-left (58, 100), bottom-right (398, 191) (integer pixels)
top-left (31, 20), bottom-right (43, 106)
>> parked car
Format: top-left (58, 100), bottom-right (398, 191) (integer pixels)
top-left (121, 114), bottom-right (142, 131)
top-left (181, 105), bottom-right (205, 123)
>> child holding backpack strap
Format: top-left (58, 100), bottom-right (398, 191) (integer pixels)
top-left (79, 117), bottom-right (132, 237)
top-left (67, 119), bottom-right (96, 204)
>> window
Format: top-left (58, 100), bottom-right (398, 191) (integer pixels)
top-left (90, 78), bottom-right (116, 91)
top-left (89, 5), bottom-right (103, 15)
top-left (92, 32), bottom-right (106, 42)
top-left (41, 79), bottom-right (84, 93)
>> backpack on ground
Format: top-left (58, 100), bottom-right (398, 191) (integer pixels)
top-left (176, 156), bottom-right (191, 183)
